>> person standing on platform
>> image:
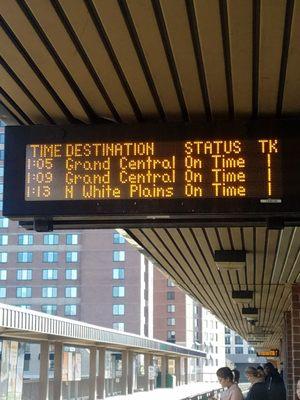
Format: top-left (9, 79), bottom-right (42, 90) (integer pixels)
top-left (296, 379), bottom-right (300, 399)
top-left (245, 366), bottom-right (268, 400)
top-left (212, 367), bottom-right (243, 400)
top-left (264, 362), bottom-right (286, 400)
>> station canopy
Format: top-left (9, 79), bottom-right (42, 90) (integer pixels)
top-left (1, 0), bottom-right (300, 350)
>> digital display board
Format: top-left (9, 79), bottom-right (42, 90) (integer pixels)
top-left (25, 138), bottom-right (281, 201)
top-left (257, 349), bottom-right (279, 358)
top-left (3, 121), bottom-right (300, 229)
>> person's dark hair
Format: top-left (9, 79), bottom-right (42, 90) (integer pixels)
top-left (232, 368), bottom-right (240, 383)
top-left (264, 362), bottom-right (275, 371)
top-left (245, 366), bottom-right (265, 379)
top-left (216, 367), bottom-right (234, 381)
top-left (257, 365), bottom-right (264, 371)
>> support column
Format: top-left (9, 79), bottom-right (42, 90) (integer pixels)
top-left (89, 347), bottom-right (97, 400)
top-left (149, 354), bottom-right (154, 391)
top-left (128, 351), bottom-right (134, 394)
top-left (160, 356), bottom-right (167, 388)
top-left (175, 357), bottom-right (181, 386)
top-left (291, 284), bottom-right (300, 400)
top-left (121, 350), bottom-right (128, 395)
top-left (39, 341), bottom-right (49, 400)
top-left (97, 348), bottom-right (106, 400)
top-left (284, 311), bottom-right (293, 400)
top-left (184, 357), bottom-right (188, 385)
top-left (53, 343), bottom-right (63, 400)
top-left (144, 353), bottom-right (150, 391)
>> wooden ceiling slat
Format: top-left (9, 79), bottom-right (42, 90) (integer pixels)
top-left (91, 0), bottom-right (159, 118)
top-left (243, 228), bottom-right (255, 292)
top-left (0, 65), bottom-right (49, 124)
top-left (282, 0), bottom-right (300, 114)
top-left (258, 0), bottom-right (286, 114)
top-left (227, 0), bottom-right (253, 115)
top-left (271, 227), bottom-right (294, 282)
top-left (60, 0), bottom-right (136, 122)
top-left (158, 0), bottom-right (205, 120)
top-left (230, 227), bottom-right (247, 290)
top-left (279, 227), bottom-right (300, 282)
top-left (126, 0), bottom-right (182, 121)
top-left (0, 96), bottom-right (28, 125)
top-left (26, 0), bottom-right (113, 120)
top-left (193, 0), bottom-right (228, 115)
top-left (0, 28), bottom-right (67, 124)
top-left (1, 0), bottom-right (89, 122)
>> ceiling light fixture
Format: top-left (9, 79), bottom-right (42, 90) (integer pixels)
top-left (232, 290), bottom-right (253, 303)
top-left (214, 250), bottom-right (246, 270)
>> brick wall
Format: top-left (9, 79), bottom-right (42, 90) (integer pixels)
top-left (284, 310), bottom-right (293, 400)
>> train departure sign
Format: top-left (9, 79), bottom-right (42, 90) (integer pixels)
top-left (3, 121), bottom-right (300, 229)
top-left (256, 349), bottom-right (279, 358)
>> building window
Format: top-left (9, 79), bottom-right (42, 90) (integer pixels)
top-left (42, 287), bottom-right (57, 298)
top-left (0, 269), bottom-right (7, 280)
top-left (66, 234), bottom-right (78, 245)
top-left (17, 252), bottom-right (32, 263)
top-left (167, 318), bottom-right (175, 326)
top-left (65, 287), bottom-right (77, 298)
top-left (248, 347), bottom-right (255, 354)
top-left (225, 347), bottom-right (231, 354)
top-left (19, 305), bottom-right (31, 310)
top-left (0, 287), bottom-right (6, 298)
top-left (112, 268), bottom-right (125, 280)
top-left (113, 233), bottom-right (125, 244)
top-left (167, 304), bottom-right (176, 313)
top-left (0, 217), bottom-right (9, 228)
top-left (112, 286), bottom-right (125, 297)
top-left (0, 184), bottom-right (3, 194)
top-left (0, 202), bottom-right (3, 211)
top-left (0, 150), bottom-right (4, 160)
top-left (167, 331), bottom-right (176, 342)
top-left (16, 287), bottom-right (32, 298)
top-left (43, 252), bottom-right (58, 263)
top-left (112, 322), bottom-right (124, 331)
top-left (66, 252), bottom-right (78, 263)
top-left (167, 291), bottom-right (175, 300)
top-left (0, 235), bottom-right (8, 245)
top-left (167, 279), bottom-right (175, 287)
top-left (16, 269), bottom-right (32, 280)
top-left (235, 335), bottom-right (243, 345)
top-left (113, 251), bottom-right (125, 262)
top-left (0, 167), bottom-right (3, 177)
top-left (113, 304), bottom-right (125, 315)
top-left (41, 305), bottom-right (57, 315)
top-left (225, 327), bottom-right (231, 334)
top-left (0, 133), bottom-right (4, 144)
top-left (65, 305), bottom-right (77, 316)
top-left (0, 252), bottom-right (8, 263)
top-left (42, 269), bottom-right (58, 280)
top-left (225, 336), bottom-right (231, 345)
top-left (235, 347), bottom-right (243, 354)
top-left (65, 269), bottom-right (78, 280)
top-left (43, 234), bottom-right (59, 245)
top-left (18, 234), bottom-right (34, 245)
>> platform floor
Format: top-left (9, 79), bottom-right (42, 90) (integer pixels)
top-left (109, 382), bottom-right (222, 400)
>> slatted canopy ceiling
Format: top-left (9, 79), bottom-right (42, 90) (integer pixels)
top-left (1, 0), bottom-right (300, 348)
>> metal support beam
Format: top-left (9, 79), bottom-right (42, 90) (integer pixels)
top-left (144, 353), bottom-right (150, 391)
top-left (161, 355), bottom-right (167, 388)
top-left (175, 357), bottom-right (181, 386)
top-left (53, 342), bottom-right (63, 400)
top-left (97, 348), bottom-right (106, 400)
top-left (121, 350), bottom-right (128, 395)
top-left (184, 357), bottom-right (188, 385)
top-left (89, 347), bottom-right (97, 400)
top-left (39, 341), bottom-right (49, 400)
top-left (128, 351), bottom-right (134, 394)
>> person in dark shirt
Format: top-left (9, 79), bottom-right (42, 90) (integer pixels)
top-left (245, 366), bottom-right (268, 400)
top-left (264, 362), bottom-right (286, 400)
